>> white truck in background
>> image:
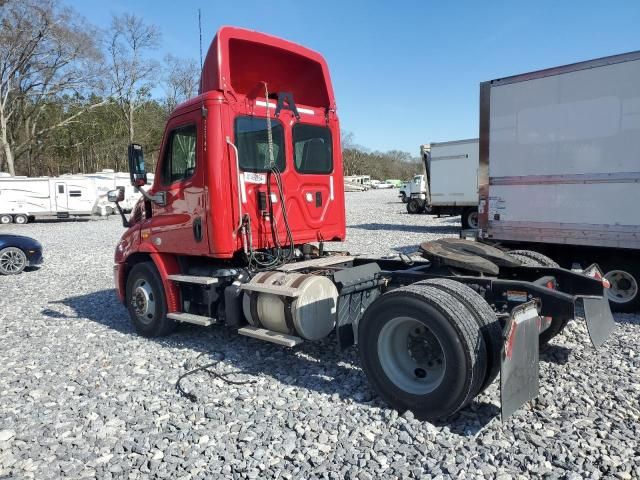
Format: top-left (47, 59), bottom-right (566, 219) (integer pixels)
top-left (405, 139), bottom-right (479, 229)
top-left (477, 50), bottom-right (640, 312)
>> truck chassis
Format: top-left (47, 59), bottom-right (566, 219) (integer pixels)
top-left (117, 237), bottom-right (614, 421)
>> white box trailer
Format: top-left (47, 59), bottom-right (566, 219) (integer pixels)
top-left (478, 50), bottom-right (640, 311)
top-left (0, 176), bottom-right (102, 224)
top-left (406, 139), bottom-right (479, 229)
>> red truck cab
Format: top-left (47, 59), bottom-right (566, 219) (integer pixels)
top-left (114, 27), bottom-right (345, 304)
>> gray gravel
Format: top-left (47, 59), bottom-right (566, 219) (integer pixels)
top-left (0, 188), bottom-right (638, 479)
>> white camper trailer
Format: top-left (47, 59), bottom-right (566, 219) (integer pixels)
top-left (0, 176), bottom-right (101, 224)
top-left (83, 169), bottom-right (152, 213)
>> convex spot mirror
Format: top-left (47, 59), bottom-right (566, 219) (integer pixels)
top-left (128, 143), bottom-right (147, 187)
top-left (107, 187), bottom-right (125, 203)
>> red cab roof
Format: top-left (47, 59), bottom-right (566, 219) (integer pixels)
top-left (200, 26), bottom-right (336, 110)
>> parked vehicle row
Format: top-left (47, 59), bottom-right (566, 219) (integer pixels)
top-left (0, 170), bottom-right (154, 224)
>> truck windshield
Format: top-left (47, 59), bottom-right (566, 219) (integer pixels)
top-left (235, 116), bottom-right (285, 172)
top-left (293, 124), bottom-right (333, 174)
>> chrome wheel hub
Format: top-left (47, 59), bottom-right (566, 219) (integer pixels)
top-left (131, 279), bottom-right (156, 324)
top-left (378, 317), bottom-right (446, 395)
top-left (604, 270), bottom-right (638, 304)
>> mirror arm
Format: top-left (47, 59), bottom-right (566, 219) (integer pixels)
top-left (134, 185), bottom-right (166, 206)
top-left (113, 201), bottom-right (129, 228)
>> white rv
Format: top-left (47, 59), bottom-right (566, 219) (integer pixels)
top-left (0, 176), bottom-right (102, 224)
top-left (83, 169), bottom-right (153, 213)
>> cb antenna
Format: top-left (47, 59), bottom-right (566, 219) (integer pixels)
top-left (198, 9), bottom-right (203, 93)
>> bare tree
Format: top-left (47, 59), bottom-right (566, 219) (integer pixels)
top-left (0, 0), bottom-right (104, 175)
top-left (164, 54), bottom-right (199, 112)
top-left (107, 13), bottom-right (160, 143)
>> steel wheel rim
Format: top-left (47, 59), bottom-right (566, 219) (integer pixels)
top-left (377, 316), bottom-right (446, 395)
top-left (467, 211), bottom-right (479, 229)
top-left (604, 270), bottom-right (638, 303)
top-left (0, 249), bottom-right (26, 273)
top-left (14, 216), bottom-right (26, 224)
top-left (131, 278), bottom-right (156, 324)
top-left (0, 216), bottom-right (11, 224)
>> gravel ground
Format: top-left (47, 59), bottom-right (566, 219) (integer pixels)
top-left (0, 188), bottom-right (638, 479)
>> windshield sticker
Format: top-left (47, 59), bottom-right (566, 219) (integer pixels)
top-left (244, 172), bottom-right (267, 184)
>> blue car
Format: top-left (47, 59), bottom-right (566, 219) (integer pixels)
top-left (0, 234), bottom-right (43, 275)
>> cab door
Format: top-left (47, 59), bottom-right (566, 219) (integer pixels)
top-left (148, 111), bottom-right (210, 255)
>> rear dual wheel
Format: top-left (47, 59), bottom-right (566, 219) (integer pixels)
top-left (602, 267), bottom-right (639, 313)
top-left (461, 208), bottom-right (479, 229)
top-left (13, 214), bottom-right (28, 224)
top-left (0, 214), bottom-right (12, 225)
top-left (359, 282), bottom-right (499, 421)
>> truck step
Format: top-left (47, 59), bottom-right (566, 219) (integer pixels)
top-left (237, 326), bottom-right (303, 347)
top-left (167, 312), bottom-right (216, 326)
top-left (167, 274), bottom-right (219, 285)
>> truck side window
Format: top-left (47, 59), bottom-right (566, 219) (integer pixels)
top-left (235, 116), bottom-right (285, 172)
top-left (162, 124), bottom-right (197, 185)
top-left (293, 124), bottom-right (333, 174)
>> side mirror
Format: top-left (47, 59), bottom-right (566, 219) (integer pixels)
top-left (128, 143), bottom-right (148, 187)
top-left (107, 187), bottom-right (125, 203)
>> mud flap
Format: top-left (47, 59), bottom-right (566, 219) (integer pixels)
top-left (500, 301), bottom-right (540, 421)
top-left (581, 296), bottom-right (615, 348)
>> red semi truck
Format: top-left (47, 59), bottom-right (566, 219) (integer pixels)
top-left (107, 27), bottom-right (614, 421)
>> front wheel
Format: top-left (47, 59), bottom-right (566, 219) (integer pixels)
top-left (358, 284), bottom-right (486, 421)
top-left (126, 262), bottom-right (176, 337)
top-left (400, 193), bottom-right (408, 203)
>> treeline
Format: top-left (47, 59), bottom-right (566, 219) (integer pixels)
top-left (342, 133), bottom-right (423, 180)
top-left (0, 0), bottom-right (197, 176)
top-left (0, 0), bottom-right (419, 180)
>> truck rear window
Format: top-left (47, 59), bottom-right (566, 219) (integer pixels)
top-left (293, 124), bottom-right (333, 174)
top-left (235, 117), bottom-right (285, 172)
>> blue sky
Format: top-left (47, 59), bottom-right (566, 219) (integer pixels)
top-left (66, 0), bottom-right (639, 155)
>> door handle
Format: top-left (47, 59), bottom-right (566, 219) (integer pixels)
top-left (193, 217), bottom-right (203, 242)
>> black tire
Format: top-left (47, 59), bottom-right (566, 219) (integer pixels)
top-left (420, 279), bottom-right (502, 394)
top-left (0, 214), bottom-right (13, 225)
top-left (508, 249), bottom-right (559, 267)
top-left (13, 214), bottom-right (28, 225)
top-left (358, 283), bottom-right (486, 421)
top-left (0, 247), bottom-right (27, 275)
top-left (400, 193), bottom-right (408, 203)
top-left (461, 208), bottom-right (479, 229)
top-left (125, 262), bottom-right (176, 337)
top-left (508, 252), bottom-right (568, 348)
top-left (406, 198), bottom-right (424, 214)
